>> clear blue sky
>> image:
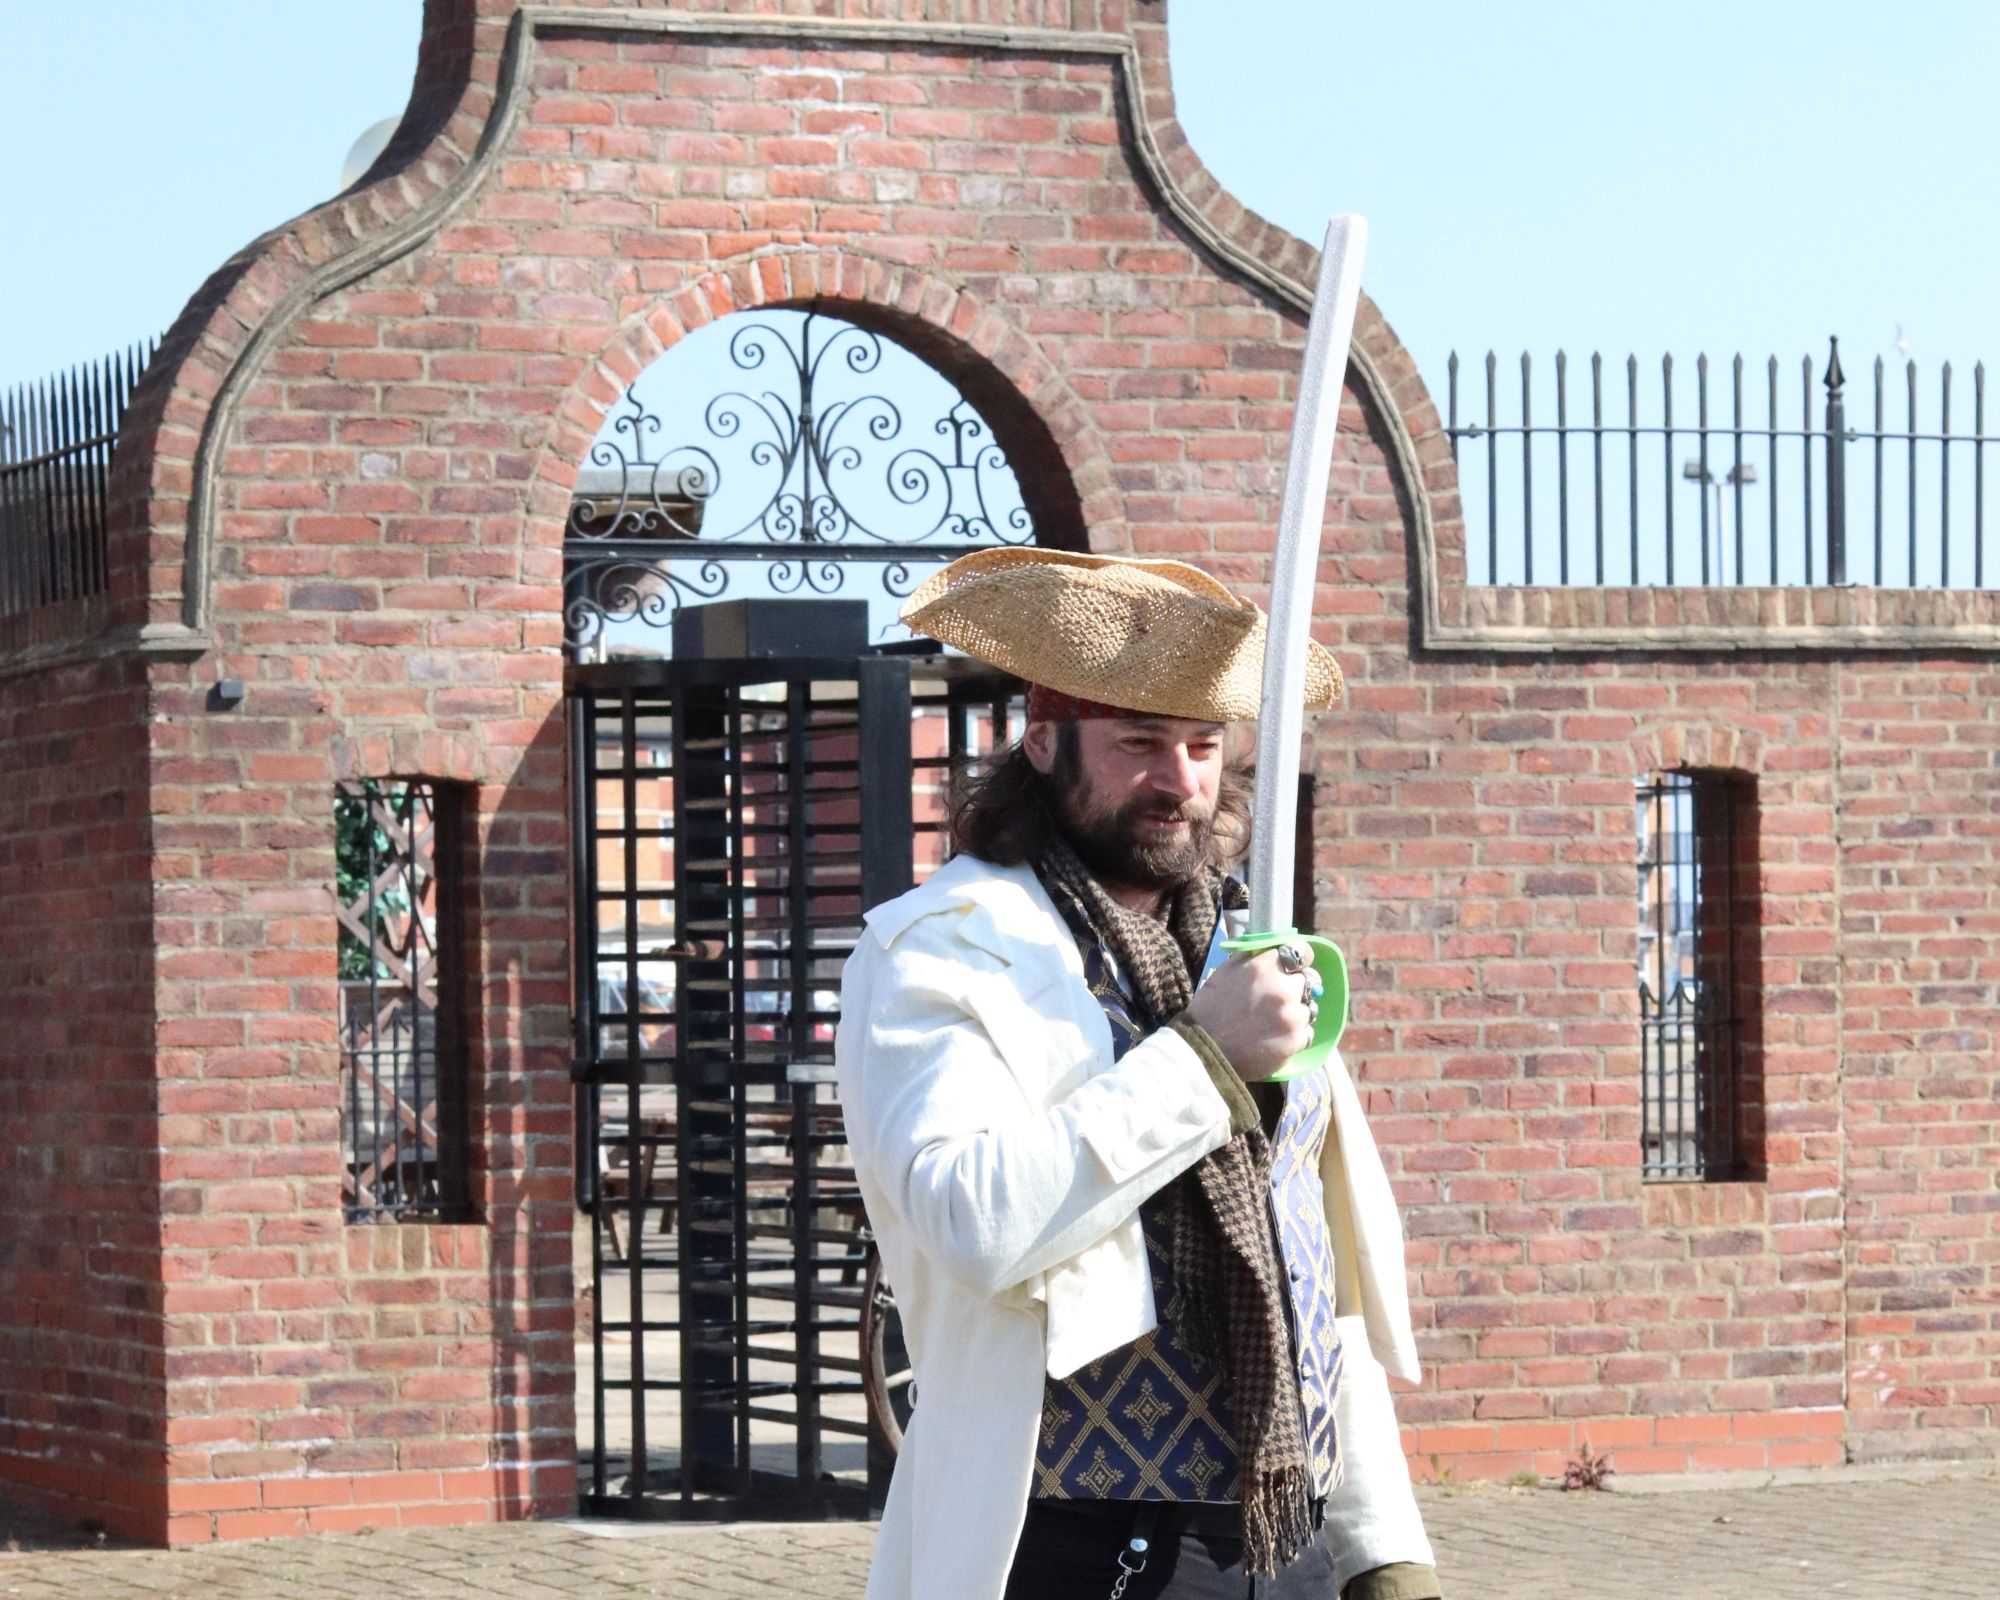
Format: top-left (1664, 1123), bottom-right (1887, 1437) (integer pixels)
top-left (5, 2), bottom-right (1995, 419)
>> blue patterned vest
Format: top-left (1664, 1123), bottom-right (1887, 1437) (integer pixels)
top-left (1032, 912), bottom-right (1343, 1503)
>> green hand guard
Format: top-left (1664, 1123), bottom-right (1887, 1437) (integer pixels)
top-left (1218, 930), bottom-right (1349, 1083)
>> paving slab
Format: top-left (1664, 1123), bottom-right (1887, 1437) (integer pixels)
top-left (3, 1466), bottom-right (1996, 1599)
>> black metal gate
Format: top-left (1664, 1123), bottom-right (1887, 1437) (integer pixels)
top-left (569, 633), bottom-right (1016, 1519)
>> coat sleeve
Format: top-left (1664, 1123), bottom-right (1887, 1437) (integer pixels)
top-left (836, 919), bottom-right (1233, 1301)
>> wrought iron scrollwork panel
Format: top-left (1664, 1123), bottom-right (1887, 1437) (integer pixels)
top-left (564, 551), bottom-right (731, 655)
top-left (564, 310), bottom-right (1034, 652)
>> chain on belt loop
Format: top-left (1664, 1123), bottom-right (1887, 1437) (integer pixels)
top-left (1106, 1535), bottom-right (1147, 1600)
top-left (1106, 1504), bottom-right (1163, 1600)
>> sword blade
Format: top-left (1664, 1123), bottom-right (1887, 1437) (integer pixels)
top-left (1246, 214), bottom-right (1369, 933)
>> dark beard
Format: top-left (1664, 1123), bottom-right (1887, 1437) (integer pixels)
top-left (1054, 780), bottom-right (1217, 894)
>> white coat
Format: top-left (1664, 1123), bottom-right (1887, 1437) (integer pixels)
top-left (835, 854), bottom-right (1434, 1600)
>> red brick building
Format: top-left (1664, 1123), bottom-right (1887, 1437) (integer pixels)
top-left (2, 0), bottom-right (1994, 1546)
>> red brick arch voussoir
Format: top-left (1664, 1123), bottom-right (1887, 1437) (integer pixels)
top-left (1631, 722), bottom-right (1767, 781)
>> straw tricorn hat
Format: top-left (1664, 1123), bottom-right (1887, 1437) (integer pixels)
top-left (898, 548), bottom-right (1343, 723)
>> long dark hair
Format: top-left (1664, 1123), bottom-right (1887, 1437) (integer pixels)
top-left (945, 725), bottom-right (1254, 869)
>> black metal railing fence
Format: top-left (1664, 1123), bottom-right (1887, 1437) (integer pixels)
top-left (1450, 339), bottom-right (1995, 591)
top-left (0, 341), bottom-right (153, 620)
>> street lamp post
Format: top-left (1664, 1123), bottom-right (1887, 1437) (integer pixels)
top-left (1682, 458), bottom-right (1758, 584)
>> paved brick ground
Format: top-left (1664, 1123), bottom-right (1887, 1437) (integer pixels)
top-left (3, 1467), bottom-right (1995, 1599)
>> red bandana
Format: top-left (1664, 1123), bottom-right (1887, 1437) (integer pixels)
top-left (1025, 684), bottom-right (1138, 722)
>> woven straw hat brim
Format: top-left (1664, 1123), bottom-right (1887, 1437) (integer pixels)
top-left (899, 548), bottom-right (1343, 722)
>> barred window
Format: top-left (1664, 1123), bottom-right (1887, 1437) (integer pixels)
top-left (1636, 770), bottom-right (1757, 1181)
top-left (335, 779), bottom-right (471, 1221)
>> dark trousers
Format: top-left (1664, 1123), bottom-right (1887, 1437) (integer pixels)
top-left (1004, 1500), bottom-right (1341, 1600)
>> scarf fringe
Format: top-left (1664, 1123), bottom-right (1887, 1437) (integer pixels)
top-left (1241, 1463), bottom-right (1317, 1577)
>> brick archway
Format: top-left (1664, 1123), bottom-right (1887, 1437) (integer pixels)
top-left (525, 249), bottom-right (1117, 569)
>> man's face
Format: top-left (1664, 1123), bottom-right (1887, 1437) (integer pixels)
top-left (1026, 715), bottom-right (1226, 892)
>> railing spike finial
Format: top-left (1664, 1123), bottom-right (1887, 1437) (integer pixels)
top-left (1824, 337), bottom-right (1849, 586)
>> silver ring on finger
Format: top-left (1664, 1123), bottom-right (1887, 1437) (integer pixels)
top-left (1305, 996), bottom-right (1320, 1027)
top-left (1276, 943), bottom-right (1308, 976)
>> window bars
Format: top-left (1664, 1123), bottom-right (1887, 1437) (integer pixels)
top-left (335, 779), bottom-right (470, 1222)
top-left (0, 342), bottom-right (153, 619)
top-left (568, 651), bottom-right (1019, 1518)
top-left (1636, 772), bottom-right (1746, 1182)
top-left (1450, 340), bottom-right (1996, 590)
top-left (571, 662), bottom-right (909, 1518)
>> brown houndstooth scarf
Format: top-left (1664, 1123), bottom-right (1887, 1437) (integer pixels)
top-left (1036, 837), bottom-right (1316, 1576)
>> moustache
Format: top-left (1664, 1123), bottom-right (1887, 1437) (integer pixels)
top-left (1122, 796), bottom-right (1209, 826)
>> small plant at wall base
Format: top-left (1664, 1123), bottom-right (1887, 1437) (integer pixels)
top-left (1562, 1444), bottom-right (1615, 1491)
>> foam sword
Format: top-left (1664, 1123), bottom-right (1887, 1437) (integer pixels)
top-left (1222, 214), bottom-right (1369, 1081)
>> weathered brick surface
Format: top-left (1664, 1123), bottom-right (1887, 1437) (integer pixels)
top-left (0, 0), bottom-right (1994, 1544)
top-left (0, 655), bottom-right (163, 1535)
top-left (1837, 664), bottom-right (2000, 1462)
top-left (1309, 645), bottom-right (1859, 1479)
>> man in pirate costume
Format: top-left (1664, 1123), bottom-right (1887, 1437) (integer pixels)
top-left (837, 550), bottom-right (1439, 1600)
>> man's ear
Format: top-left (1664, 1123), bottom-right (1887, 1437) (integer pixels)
top-left (1022, 719), bottom-right (1059, 775)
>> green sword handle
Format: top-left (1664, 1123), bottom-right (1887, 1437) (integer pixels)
top-left (1219, 930), bottom-right (1348, 1083)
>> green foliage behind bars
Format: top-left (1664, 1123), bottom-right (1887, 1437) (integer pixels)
top-left (335, 783), bottom-right (411, 981)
